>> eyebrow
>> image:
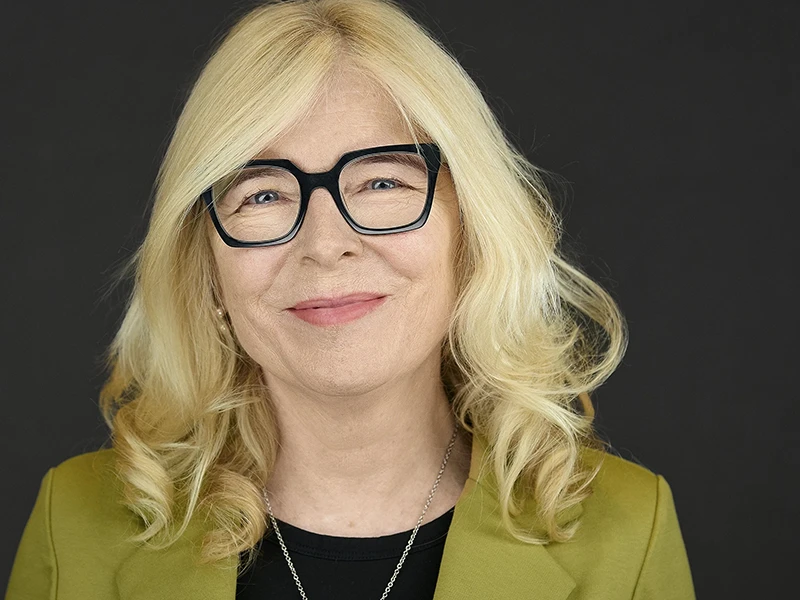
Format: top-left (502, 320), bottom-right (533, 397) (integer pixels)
top-left (350, 153), bottom-right (425, 170)
top-left (224, 166), bottom-right (290, 187)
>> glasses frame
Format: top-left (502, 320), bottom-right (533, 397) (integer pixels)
top-left (201, 142), bottom-right (442, 248)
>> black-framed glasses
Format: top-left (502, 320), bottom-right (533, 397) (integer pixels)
top-left (201, 143), bottom-right (442, 247)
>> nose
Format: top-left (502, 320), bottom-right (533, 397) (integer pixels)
top-left (291, 186), bottom-right (363, 265)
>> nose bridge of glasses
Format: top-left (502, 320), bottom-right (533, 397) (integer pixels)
top-left (299, 169), bottom-right (352, 231)
top-left (303, 169), bottom-right (341, 199)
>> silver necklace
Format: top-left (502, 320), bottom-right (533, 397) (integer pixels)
top-left (262, 422), bottom-right (460, 600)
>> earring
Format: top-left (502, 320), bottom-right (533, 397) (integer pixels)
top-left (215, 307), bottom-right (229, 333)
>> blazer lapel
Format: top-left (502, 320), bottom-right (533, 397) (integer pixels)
top-left (432, 433), bottom-right (581, 600)
top-left (115, 510), bottom-right (238, 599)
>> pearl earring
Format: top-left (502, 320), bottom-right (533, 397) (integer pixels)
top-left (215, 307), bottom-right (229, 333)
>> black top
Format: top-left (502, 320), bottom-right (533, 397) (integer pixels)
top-left (236, 507), bottom-right (455, 599)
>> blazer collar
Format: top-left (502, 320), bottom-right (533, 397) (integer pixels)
top-left (116, 432), bottom-right (581, 599)
top-left (431, 432), bottom-right (579, 600)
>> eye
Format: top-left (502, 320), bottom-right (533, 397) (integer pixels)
top-left (244, 190), bottom-right (280, 205)
top-left (369, 179), bottom-right (398, 190)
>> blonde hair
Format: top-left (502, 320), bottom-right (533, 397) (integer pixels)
top-left (100, 0), bottom-right (628, 573)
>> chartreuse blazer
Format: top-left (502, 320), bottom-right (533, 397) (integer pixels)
top-left (6, 433), bottom-right (696, 600)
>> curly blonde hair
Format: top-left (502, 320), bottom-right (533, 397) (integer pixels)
top-left (100, 0), bottom-right (628, 574)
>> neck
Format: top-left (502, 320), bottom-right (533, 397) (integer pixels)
top-left (262, 369), bottom-right (472, 537)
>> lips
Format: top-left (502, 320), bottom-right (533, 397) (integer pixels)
top-left (290, 293), bottom-right (386, 310)
top-left (287, 294), bottom-right (388, 327)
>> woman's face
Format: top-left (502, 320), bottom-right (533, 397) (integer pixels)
top-left (209, 70), bottom-right (461, 398)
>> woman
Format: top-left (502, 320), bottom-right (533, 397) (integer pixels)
top-left (7, 1), bottom-right (695, 599)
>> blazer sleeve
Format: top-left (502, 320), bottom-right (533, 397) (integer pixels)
top-left (5, 468), bottom-right (58, 600)
top-left (631, 474), bottom-right (696, 600)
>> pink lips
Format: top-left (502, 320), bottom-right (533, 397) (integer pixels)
top-left (287, 293), bottom-right (387, 326)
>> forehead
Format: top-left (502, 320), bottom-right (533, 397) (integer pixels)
top-left (254, 68), bottom-right (415, 171)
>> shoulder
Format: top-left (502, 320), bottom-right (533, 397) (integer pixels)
top-left (46, 448), bottom-right (142, 547)
top-left (11, 450), bottom-right (243, 599)
top-left (8, 449), bottom-right (145, 599)
top-left (583, 446), bottom-right (664, 515)
top-left (575, 446), bottom-right (666, 542)
top-left (546, 446), bottom-right (695, 598)
top-left (445, 438), bottom-right (695, 598)
top-left (50, 446), bottom-right (117, 484)
top-left (470, 434), bottom-right (669, 541)
top-left (49, 447), bottom-right (122, 508)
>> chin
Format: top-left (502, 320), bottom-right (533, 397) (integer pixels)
top-left (298, 363), bottom-right (399, 397)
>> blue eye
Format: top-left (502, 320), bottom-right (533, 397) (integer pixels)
top-left (246, 190), bottom-right (280, 204)
top-left (370, 179), bottom-right (398, 190)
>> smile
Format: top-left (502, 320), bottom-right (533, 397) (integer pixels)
top-left (287, 296), bottom-right (387, 326)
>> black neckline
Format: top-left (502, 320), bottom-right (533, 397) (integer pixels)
top-left (261, 507), bottom-right (455, 561)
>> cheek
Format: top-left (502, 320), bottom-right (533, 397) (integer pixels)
top-left (421, 205), bottom-right (459, 277)
top-left (212, 248), bottom-right (287, 364)
top-left (212, 244), bottom-right (284, 311)
top-left (386, 212), bottom-right (458, 305)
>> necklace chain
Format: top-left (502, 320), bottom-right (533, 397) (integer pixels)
top-left (262, 422), bottom-right (460, 600)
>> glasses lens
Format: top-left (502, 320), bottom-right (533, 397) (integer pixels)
top-left (340, 151), bottom-right (429, 229)
top-left (211, 166), bottom-right (301, 243)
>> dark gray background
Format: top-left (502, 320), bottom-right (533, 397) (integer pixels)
top-left (2, 0), bottom-right (797, 597)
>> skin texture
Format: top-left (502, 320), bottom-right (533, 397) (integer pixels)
top-left (209, 67), bottom-right (472, 536)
